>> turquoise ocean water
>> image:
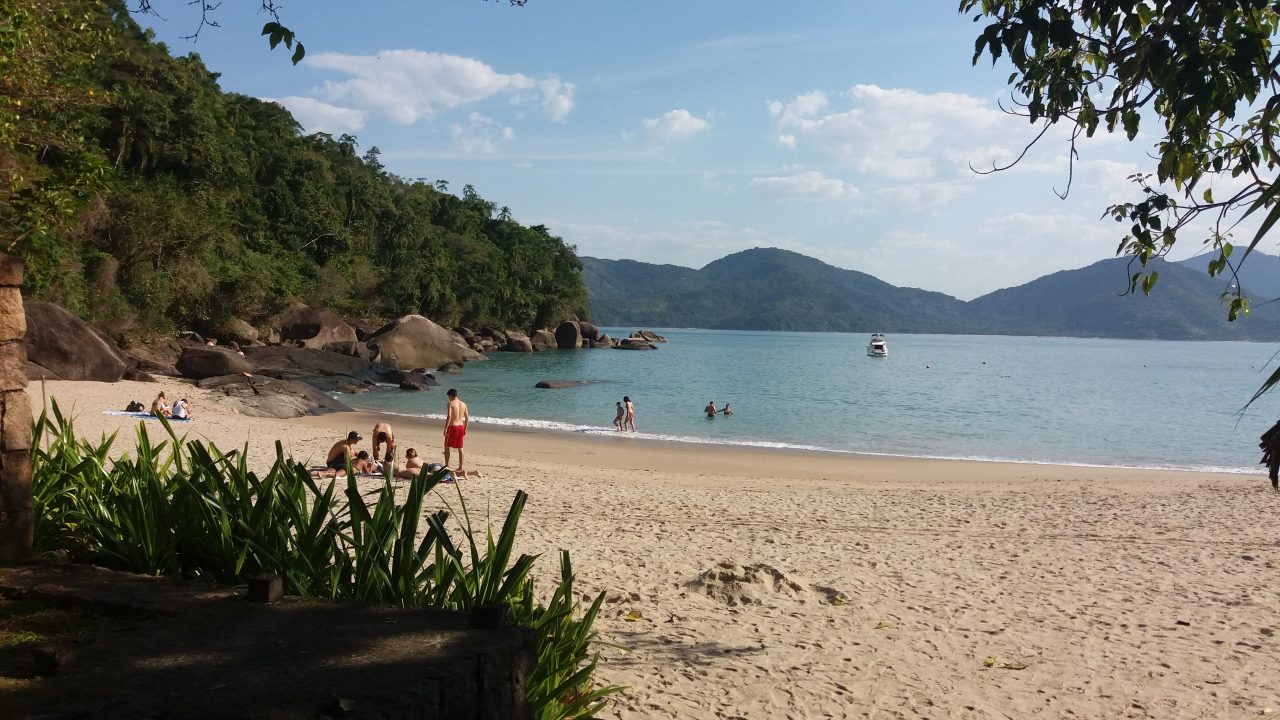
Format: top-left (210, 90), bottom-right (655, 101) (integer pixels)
top-left (343, 329), bottom-right (1280, 473)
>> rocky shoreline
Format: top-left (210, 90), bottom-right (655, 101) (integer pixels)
top-left (23, 300), bottom-right (668, 418)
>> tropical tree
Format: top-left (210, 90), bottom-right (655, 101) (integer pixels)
top-left (964, 2), bottom-right (1280, 308)
top-left (0, 0), bottom-right (118, 561)
top-left (963, 0), bottom-right (1280, 399)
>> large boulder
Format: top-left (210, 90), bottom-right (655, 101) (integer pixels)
top-left (214, 318), bottom-right (258, 346)
top-left (176, 346), bottom-right (253, 380)
top-left (243, 345), bottom-right (437, 391)
top-left (616, 337), bottom-right (657, 350)
top-left (578, 322), bottom-right (600, 342)
top-left (530, 329), bottom-right (557, 351)
top-left (348, 318), bottom-right (381, 342)
top-left (280, 305), bottom-right (357, 349)
top-left (534, 380), bottom-right (595, 389)
top-left (24, 300), bottom-right (128, 381)
top-left (554, 321), bottom-right (582, 349)
top-left (365, 315), bottom-right (472, 371)
top-left (504, 332), bottom-right (533, 353)
top-left (196, 374), bottom-right (351, 418)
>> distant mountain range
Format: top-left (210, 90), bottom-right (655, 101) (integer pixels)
top-left (580, 248), bottom-right (1280, 340)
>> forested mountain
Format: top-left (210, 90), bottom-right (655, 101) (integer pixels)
top-left (6, 1), bottom-right (587, 339)
top-left (584, 249), bottom-right (1280, 340)
top-left (1176, 252), bottom-right (1280, 304)
top-left (582, 249), bottom-right (970, 333)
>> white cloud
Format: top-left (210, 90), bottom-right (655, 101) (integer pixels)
top-left (450, 112), bottom-right (515, 154)
top-left (749, 171), bottom-right (859, 201)
top-left (777, 133), bottom-right (797, 149)
top-left (304, 49), bottom-right (574, 124)
top-left (769, 84), bottom-right (1015, 184)
top-left (642, 109), bottom-right (711, 140)
top-left (267, 96), bottom-right (366, 134)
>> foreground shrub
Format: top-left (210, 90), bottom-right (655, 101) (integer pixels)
top-left (31, 402), bottom-right (621, 719)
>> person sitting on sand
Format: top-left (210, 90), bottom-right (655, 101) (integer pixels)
top-left (326, 430), bottom-right (362, 470)
top-left (372, 421), bottom-right (395, 463)
top-left (721, 403), bottom-right (733, 416)
top-left (171, 398), bottom-right (193, 420)
top-left (313, 450), bottom-right (378, 478)
top-left (151, 392), bottom-right (171, 418)
top-left (705, 401), bottom-right (718, 418)
top-left (613, 401), bottom-right (625, 431)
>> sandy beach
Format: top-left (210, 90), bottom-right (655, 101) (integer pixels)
top-left (31, 379), bottom-right (1280, 718)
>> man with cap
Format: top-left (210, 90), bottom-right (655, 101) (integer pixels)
top-left (326, 430), bottom-right (363, 470)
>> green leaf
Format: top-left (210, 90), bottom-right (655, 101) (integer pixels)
top-left (291, 42), bottom-right (306, 65)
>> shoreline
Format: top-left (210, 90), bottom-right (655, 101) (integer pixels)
top-left (29, 380), bottom-right (1280, 717)
top-left (35, 376), bottom-right (1258, 480)
top-left (339, 400), bottom-right (1261, 477)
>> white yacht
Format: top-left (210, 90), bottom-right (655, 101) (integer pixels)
top-left (867, 333), bottom-right (888, 358)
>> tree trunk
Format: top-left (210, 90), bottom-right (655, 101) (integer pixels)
top-left (0, 254), bottom-right (32, 564)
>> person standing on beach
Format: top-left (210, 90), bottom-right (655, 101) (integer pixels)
top-left (613, 401), bottom-right (625, 431)
top-left (444, 388), bottom-right (470, 471)
top-left (371, 421), bottom-right (395, 463)
top-left (624, 396), bottom-right (636, 432)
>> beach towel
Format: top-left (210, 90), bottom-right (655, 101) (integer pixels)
top-left (103, 411), bottom-right (192, 422)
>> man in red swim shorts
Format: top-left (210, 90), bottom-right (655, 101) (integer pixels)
top-left (444, 388), bottom-right (470, 472)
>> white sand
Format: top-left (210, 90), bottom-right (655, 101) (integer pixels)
top-left (33, 380), bottom-right (1280, 718)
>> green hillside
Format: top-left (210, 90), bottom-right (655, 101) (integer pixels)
top-left (583, 248), bottom-right (972, 333)
top-left (6, 1), bottom-right (587, 339)
top-left (584, 250), bottom-right (1280, 340)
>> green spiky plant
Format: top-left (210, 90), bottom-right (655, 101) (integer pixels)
top-left (29, 402), bottom-right (621, 718)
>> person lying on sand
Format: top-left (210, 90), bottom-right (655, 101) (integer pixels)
top-left (393, 447), bottom-right (425, 479)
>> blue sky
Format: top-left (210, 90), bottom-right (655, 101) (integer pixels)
top-left (131, 1), bottom-right (1239, 300)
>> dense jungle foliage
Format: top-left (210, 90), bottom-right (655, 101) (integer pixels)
top-left (2, 0), bottom-right (588, 338)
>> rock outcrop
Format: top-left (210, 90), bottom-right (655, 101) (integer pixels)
top-left (176, 346), bottom-right (253, 380)
top-left (504, 332), bottom-right (533, 353)
top-left (534, 380), bottom-right (595, 389)
top-left (196, 374), bottom-right (352, 418)
top-left (554, 321), bottom-right (582, 349)
top-left (24, 300), bottom-right (128, 381)
top-left (530, 329), bottom-right (557, 351)
top-left (214, 318), bottom-right (258, 346)
top-left (616, 337), bottom-right (657, 350)
top-left (243, 345), bottom-right (438, 392)
top-left (279, 305), bottom-right (357, 349)
top-left (366, 315), bottom-right (474, 371)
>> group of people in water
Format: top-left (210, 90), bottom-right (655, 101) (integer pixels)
top-left (704, 401), bottom-right (733, 418)
top-left (317, 388), bottom-right (477, 481)
top-left (612, 396), bottom-right (637, 432)
top-left (610, 396), bottom-right (734, 431)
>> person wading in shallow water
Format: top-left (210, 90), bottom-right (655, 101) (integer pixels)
top-left (444, 388), bottom-right (470, 472)
top-left (624, 396), bottom-right (636, 432)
